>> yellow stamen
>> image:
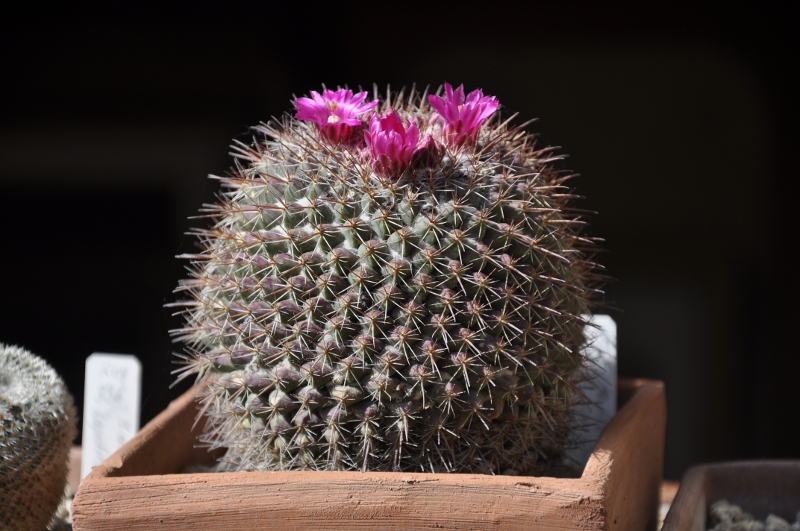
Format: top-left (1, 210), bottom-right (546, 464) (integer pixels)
top-left (327, 115), bottom-right (341, 124)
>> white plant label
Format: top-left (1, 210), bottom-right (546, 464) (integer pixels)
top-left (565, 314), bottom-right (618, 470)
top-left (81, 353), bottom-right (141, 480)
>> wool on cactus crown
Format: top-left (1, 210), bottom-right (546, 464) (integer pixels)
top-left (171, 84), bottom-right (603, 475)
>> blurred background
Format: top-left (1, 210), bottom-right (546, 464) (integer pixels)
top-left (1, 2), bottom-right (797, 480)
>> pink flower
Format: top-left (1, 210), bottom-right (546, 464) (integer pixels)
top-left (293, 88), bottom-right (378, 143)
top-left (427, 83), bottom-right (499, 146)
top-left (364, 111), bottom-right (420, 179)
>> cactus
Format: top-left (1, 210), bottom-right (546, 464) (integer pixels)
top-left (0, 344), bottom-right (77, 530)
top-left (171, 84), bottom-right (602, 475)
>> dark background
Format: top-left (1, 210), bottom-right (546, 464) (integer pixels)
top-left (1, 2), bottom-right (797, 480)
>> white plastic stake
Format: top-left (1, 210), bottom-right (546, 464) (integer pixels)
top-left (81, 353), bottom-right (141, 480)
top-left (565, 315), bottom-right (618, 471)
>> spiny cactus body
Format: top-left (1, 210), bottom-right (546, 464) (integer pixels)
top-left (172, 84), bottom-right (602, 475)
top-left (0, 344), bottom-right (77, 531)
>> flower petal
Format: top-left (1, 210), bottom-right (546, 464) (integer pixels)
top-left (428, 83), bottom-right (499, 146)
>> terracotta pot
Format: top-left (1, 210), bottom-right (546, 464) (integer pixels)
top-left (662, 460), bottom-right (800, 531)
top-left (72, 378), bottom-right (665, 531)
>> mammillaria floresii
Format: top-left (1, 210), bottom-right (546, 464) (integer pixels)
top-left (171, 82), bottom-right (603, 475)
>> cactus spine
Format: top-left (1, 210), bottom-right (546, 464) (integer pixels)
top-left (0, 344), bottom-right (77, 531)
top-left (172, 84), bottom-right (602, 475)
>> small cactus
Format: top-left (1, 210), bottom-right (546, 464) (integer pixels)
top-left (171, 84), bottom-right (603, 475)
top-left (0, 344), bottom-right (77, 531)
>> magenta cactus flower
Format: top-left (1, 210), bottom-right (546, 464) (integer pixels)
top-left (427, 82), bottom-right (499, 146)
top-left (364, 111), bottom-right (420, 178)
top-left (294, 88), bottom-right (378, 143)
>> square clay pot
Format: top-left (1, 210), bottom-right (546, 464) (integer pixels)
top-left (72, 378), bottom-right (665, 531)
top-left (662, 460), bottom-right (800, 531)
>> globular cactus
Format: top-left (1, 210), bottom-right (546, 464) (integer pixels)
top-left (171, 84), bottom-right (602, 475)
top-left (0, 344), bottom-right (77, 531)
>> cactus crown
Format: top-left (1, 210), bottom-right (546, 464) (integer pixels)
top-left (1, 344), bottom-right (77, 530)
top-left (172, 84), bottom-right (602, 475)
